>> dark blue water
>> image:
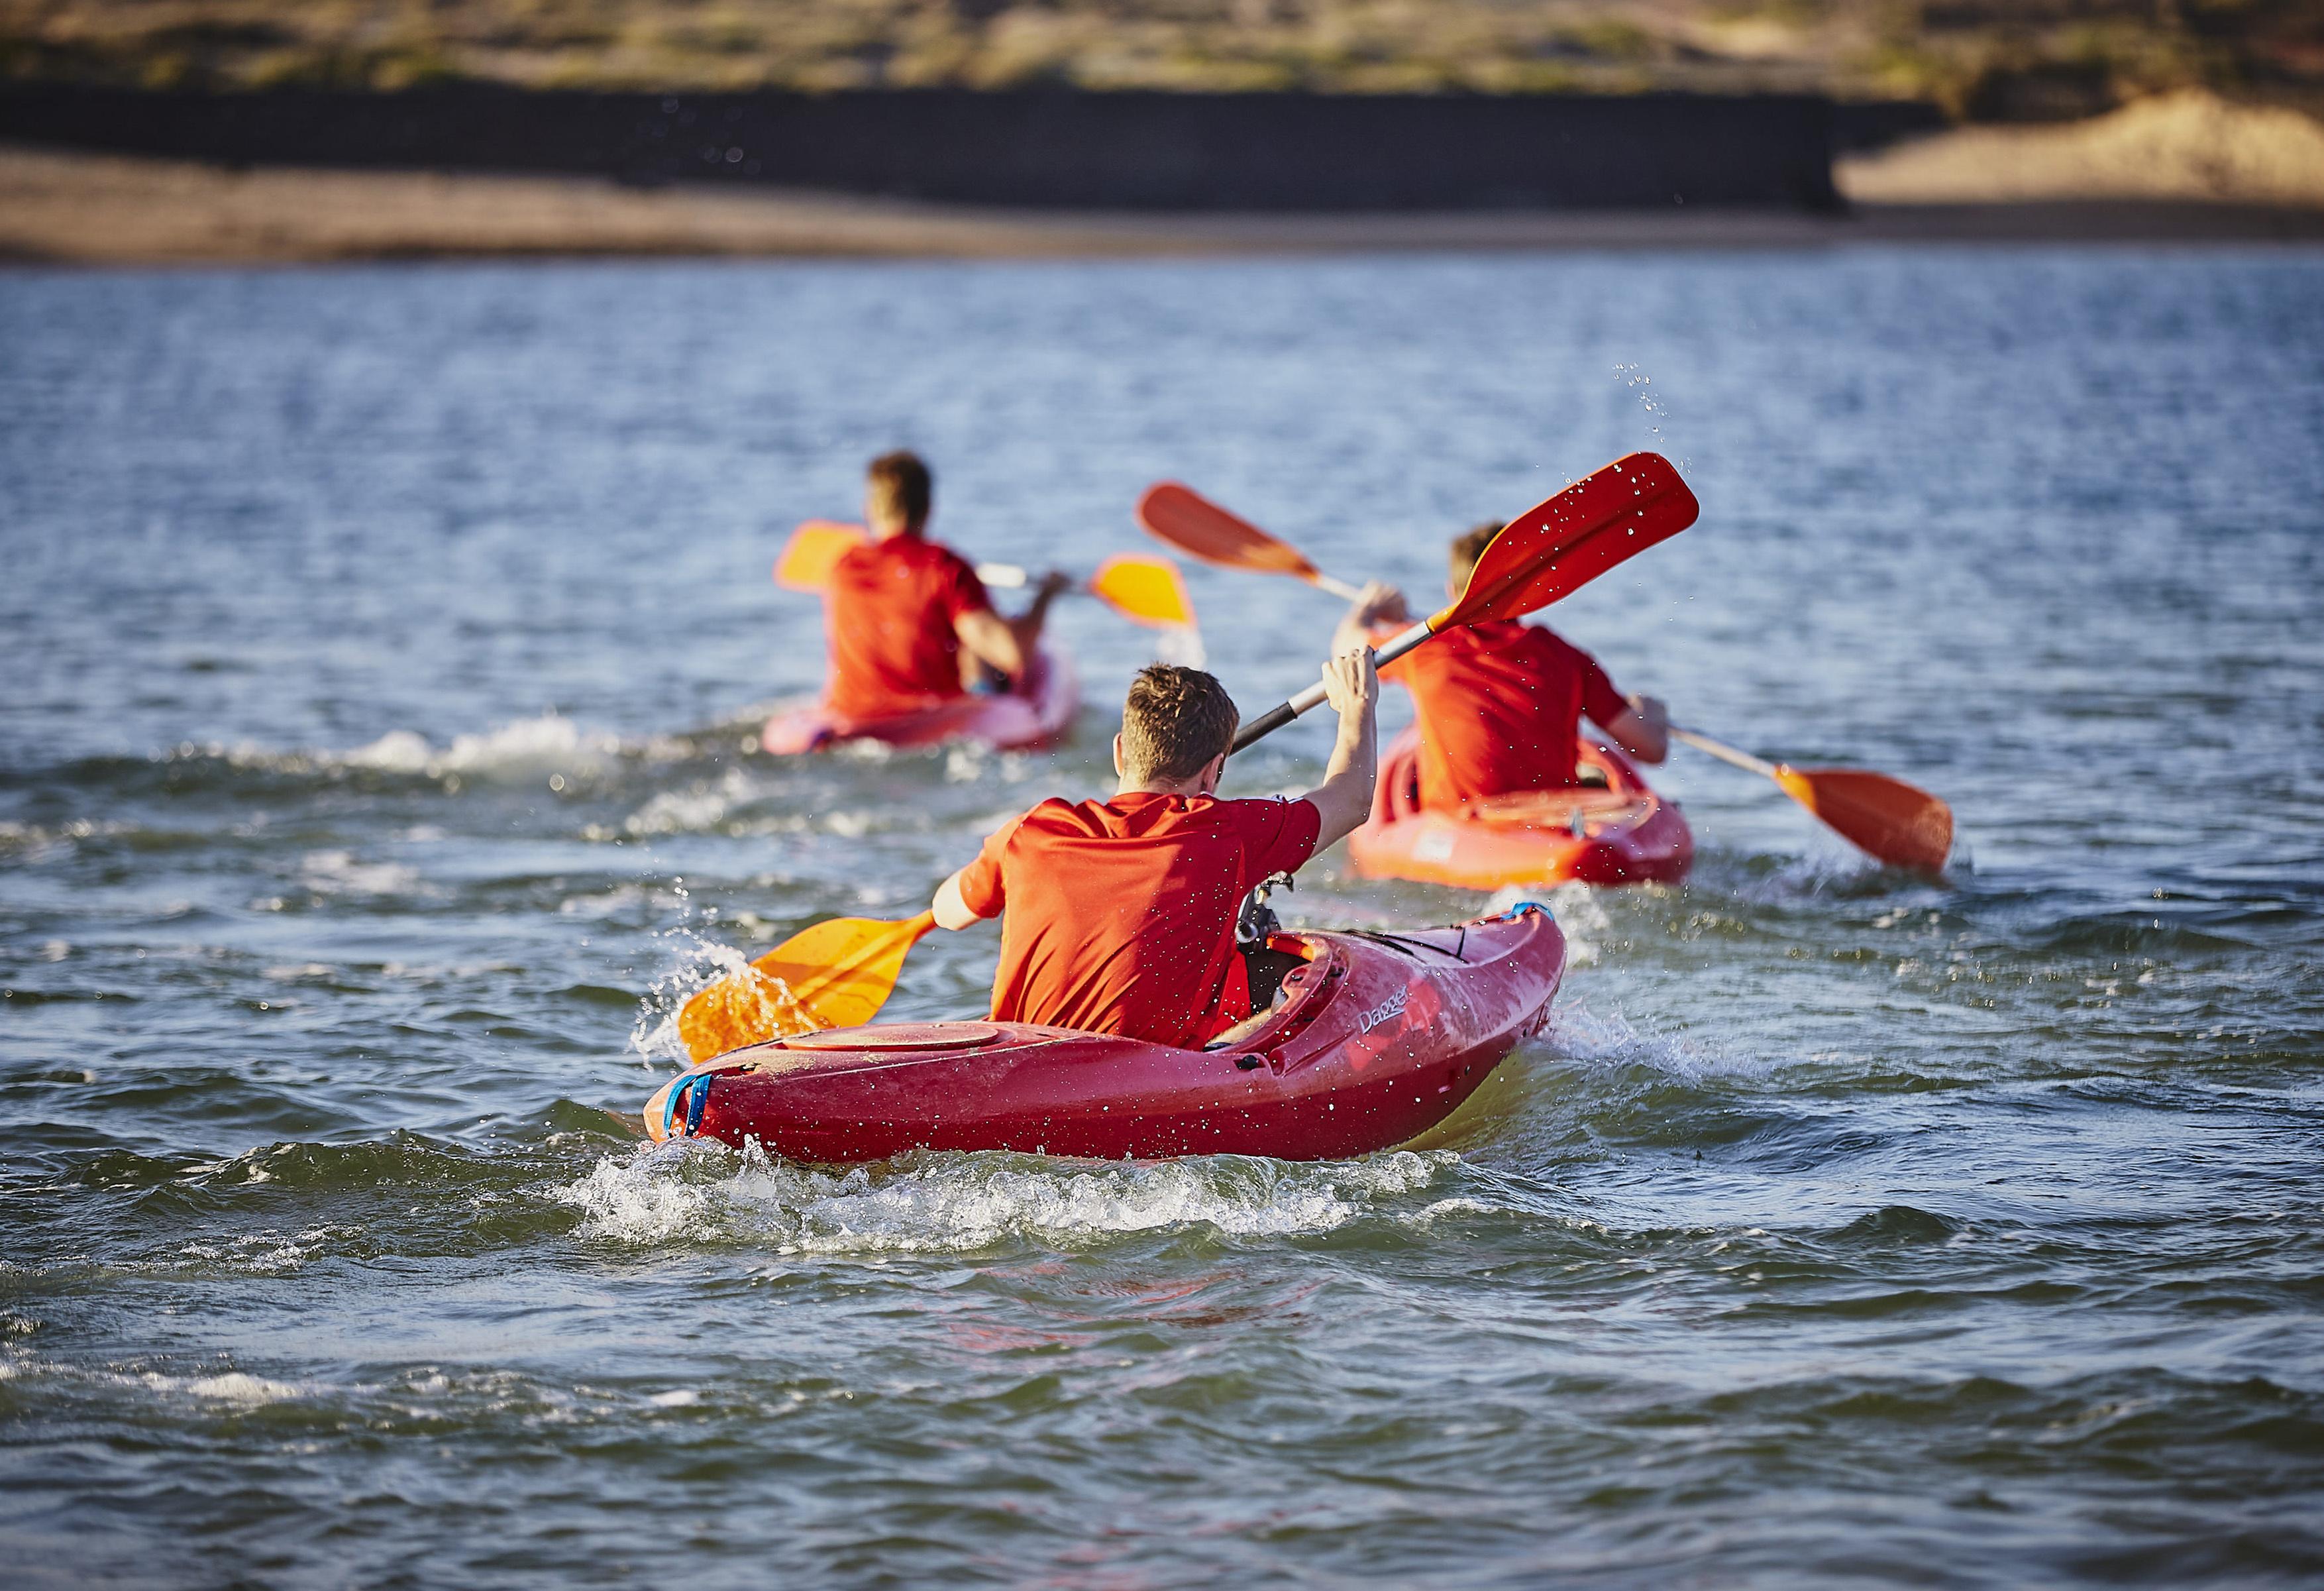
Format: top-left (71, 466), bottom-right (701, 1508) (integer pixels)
top-left (2, 250), bottom-right (2320, 1588)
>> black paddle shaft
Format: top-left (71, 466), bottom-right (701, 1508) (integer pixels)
top-left (1230, 702), bottom-right (1298, 754)
top-left (1227, 618), bottom-right (1436, 757)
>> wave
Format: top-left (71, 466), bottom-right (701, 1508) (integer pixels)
top-left (1545, 998), bottom-right (1765, 1086)
top-left (335, 712), bottom-right (625, 784)
top-left (554, 1138), bottom-right (1455, 1254)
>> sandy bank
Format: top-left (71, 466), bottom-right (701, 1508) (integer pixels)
top-left (1837, 91), bottom-right (2324, 207)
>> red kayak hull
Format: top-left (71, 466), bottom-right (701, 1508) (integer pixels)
top-left (1348, 724), bottom-right (1692, 890)
top-left (761, 649), bottom-right (1079, 755)
top-left (645, 906), bottom-right (1565, 1163)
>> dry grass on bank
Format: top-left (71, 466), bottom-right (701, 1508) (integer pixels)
top-left (5, 0), bottom-right (2320, 113)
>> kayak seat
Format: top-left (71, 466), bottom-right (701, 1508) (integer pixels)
top-left (1243, 945), bottom-right (1306, 1015)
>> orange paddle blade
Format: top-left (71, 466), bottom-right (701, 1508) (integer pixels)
top-left (676, 960), bottom-right (821, 1064)
top-left (774, 521), bottom-right (867, 593)
top-left (1773, 767), bottom-right (1954, 874)
top-left (676, 910), bottom-right (938, 1062)
top-left (1088, 555), bottom-right (1196, 629)
top-left (1137, 483), bottom-right (1324, 583)
top-left (1432, 453), bottom-right (1699, 629)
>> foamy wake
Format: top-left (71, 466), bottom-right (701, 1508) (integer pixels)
top-left (0, 1352), bottom-right (313, 1405)
top-left (555, 1139), bottom-right (1455, 1254)
top-left (611, 767), bottom-right (900, 841)
top-left (338, 711), bottom-right (622, 783)
top-left (1546, 999), bottom-right (1765, 1085)
top-left (1483, 881), bottom-right (1614, 967)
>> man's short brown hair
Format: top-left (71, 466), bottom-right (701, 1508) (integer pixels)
top-left (867, 450), bottom-right (932, 529)
top-left (1120, 665), bottom-right (1240, 783)
top-left (1450, 521), bottom-right (1502, 590)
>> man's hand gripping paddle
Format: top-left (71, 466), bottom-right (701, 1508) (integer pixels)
top-left (1669, 728), bottom-right (1954, 873)
top-left (774, 521), bottom-right (1196, 630)
top-left (1226, 453), bottom-right (1701, 754)
top-left (675, 910), bottom-right (939, 1064)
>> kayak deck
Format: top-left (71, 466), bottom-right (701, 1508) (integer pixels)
top-left (1349, 725), bottom-right (1692, 889)
top-left (645, 906), bottom-right (1565, 1164)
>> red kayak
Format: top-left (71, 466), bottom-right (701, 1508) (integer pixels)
top-left (1349, 724), bottom-right (1692, 889)
top-left (644, 905), bottom-right (1564, 1163)
top-left (761, 649), bottom-right (1079, 755)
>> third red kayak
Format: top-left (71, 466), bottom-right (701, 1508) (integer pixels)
top-left (1349, 723), bottom-right (1692, 889)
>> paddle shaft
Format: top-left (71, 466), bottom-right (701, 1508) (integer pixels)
top-left (1230, 618), bottom-right (1432, 754)
top-left (1310, 572), bottom-right (1367, 602)
top-left (1669, 726), bottom-right (1780, 778)
top-left (974, 561), bottom-right (1038, 588)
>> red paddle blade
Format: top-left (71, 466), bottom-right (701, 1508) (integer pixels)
top-left (1773, 767), bottom-right (1954, 873)
top-left (1137, 482), bottom-right (1324, 583)
top-left (1432, 453), bottom-right (1699, 629)
top-left (676, 910), bottom-right (937, 1062)
top-left (774, 521), bottom-right (867, 593)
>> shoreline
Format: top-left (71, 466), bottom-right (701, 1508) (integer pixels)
top-left (5, 142), bottom-right (2321, 266)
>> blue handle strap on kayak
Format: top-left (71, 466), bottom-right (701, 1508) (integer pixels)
top-left (1508, 900), bottom-right (1549, 918)
top-left (662, 1072), bottom-right (716, 1140)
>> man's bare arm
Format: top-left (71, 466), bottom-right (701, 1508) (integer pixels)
top-left (955, 571), bottom-right (1071, 678)
top-left (931, 868), bottom-right (985, 930)
top-left (1603, 693), bottom-right (1670, 764)
top-left (1294, 649), bottom-right (1381, 851)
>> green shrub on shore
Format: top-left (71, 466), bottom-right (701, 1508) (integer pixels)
top-left (1, 0), bottom-right (2317, 119)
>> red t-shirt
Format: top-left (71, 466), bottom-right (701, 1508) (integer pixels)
top-left (823, 534), bottom-right (992, 720)
top-left (955, 791), bottom-right (1322, 1048)
top-left (1380, 620), bottom-right (1630, 810)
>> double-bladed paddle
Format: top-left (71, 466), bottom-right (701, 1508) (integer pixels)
top-left (676, 454), bottom-right (1696, 1062)
top-left (1669, 728), bottom-right (1954, 873)
top-left (1157, 468), bottom-right (1953, 869)
top-left (1226, 453), bottom-right (1701, 753)
top-left (774, 521), bottom-right (1196, 631)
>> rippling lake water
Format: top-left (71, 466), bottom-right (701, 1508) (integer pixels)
top-left (3, 249), bottom-right (2320, 1588)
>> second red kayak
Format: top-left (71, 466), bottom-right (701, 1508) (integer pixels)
top-left (645, 905), bottom-right (1564, 1163)
top-left (1349, 723), bottom-right (1693, 889)
top-left (761, 649), bottom-right (1079, 755)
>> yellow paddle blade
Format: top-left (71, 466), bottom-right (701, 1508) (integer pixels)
top-left (676, 910), bottom-right (939, 1062)
top-left (1773, 767), bottom-right (1954, 874)
top-left (774, 521), bottom-right (867, 593)
top-left (1088, 555), bottom-right (1196, 629)
top-left (676, 964), bottom-right (821, 1064)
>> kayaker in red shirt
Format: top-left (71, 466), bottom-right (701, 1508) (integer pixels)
top-left (823, 451), bottom-right (1069, 722)
top-left (927, 655), bottom-right (1380, 1048)
top-left (1334, 521), bottom-right (1669, 812)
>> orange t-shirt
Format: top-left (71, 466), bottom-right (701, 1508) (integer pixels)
top-left (954, 791), bottom-right (1322, 1048)
top-left (823, 533), bottom-right (992, 720)
top-left (1380, 620), bottom-right (1631, 810)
